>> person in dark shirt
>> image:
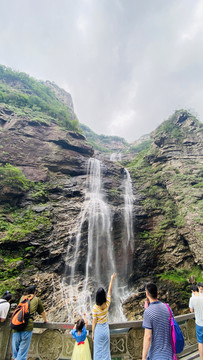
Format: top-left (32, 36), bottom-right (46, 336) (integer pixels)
top-left (12, 285), bottom-right (47, 360)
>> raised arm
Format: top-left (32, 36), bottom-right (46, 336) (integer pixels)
top-left (107, 273), bottom-right (116, 297)
top-left (84, 312), bottom-right (88, 328)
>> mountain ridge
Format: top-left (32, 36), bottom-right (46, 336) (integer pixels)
top-left (0, 64), bottom-right (202, 320)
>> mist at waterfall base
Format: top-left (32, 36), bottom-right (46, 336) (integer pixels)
top-left (58, 156), bottom-right (134, 323)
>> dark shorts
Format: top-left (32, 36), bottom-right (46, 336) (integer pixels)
top-left (196, 324), bottom-right (203, 344)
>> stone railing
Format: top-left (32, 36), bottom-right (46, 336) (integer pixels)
top-left (1, 313), bottom-right (197, 360)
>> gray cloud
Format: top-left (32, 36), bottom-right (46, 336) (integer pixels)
top-left (0, 0), bottom-right (202, 141)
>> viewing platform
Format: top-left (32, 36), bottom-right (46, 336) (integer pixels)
top-left (0, 313), bottom-right (199, 360)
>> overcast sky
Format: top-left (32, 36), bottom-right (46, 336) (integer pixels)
top-left (0, 0), bottom-right (203, 142)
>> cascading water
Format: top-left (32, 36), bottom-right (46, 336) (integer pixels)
top-left (123, 168), bottom-right (134, 250)
top-left (110, 153), bottom-right (122, 162)
top-left (121, 168), bottom-right (134, 279)
top-left (62, 158), bottom-right (123, 321)
top-left (83, 158), bottom-right (116, 291)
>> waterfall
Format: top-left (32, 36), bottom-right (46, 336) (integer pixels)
top-left (62, 158), bottom-right (123, 321)
top-left (121, 168), bottom-right (134, 279)
top-left (82, 158), bottom-right (116, 291)
top-left (110, 153), bottom-right (122, 161)
top-left (123, 168), bottom-right (134, 250)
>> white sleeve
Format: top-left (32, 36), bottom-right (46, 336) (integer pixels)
top-left (189, 297), bottom-right (193, 309)
top-left (0, 302), bottom-right (10, 319)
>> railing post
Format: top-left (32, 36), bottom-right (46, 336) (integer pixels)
top-left (0, 318), bottom-right (12, 360)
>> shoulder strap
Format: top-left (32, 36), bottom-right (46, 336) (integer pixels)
top-left (165, 304), bottom-right (177, 360)
top-left (22, 294), bottom-right (34, 302)
top-left (165, 303), bottom-right (173, 318)
top-left (0, 300), bottom-right (7, 304)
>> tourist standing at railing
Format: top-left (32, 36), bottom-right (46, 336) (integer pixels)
top-left (0, 291), bottom-right (12, 322)
top-left (142, 282), bottom-right (173, 360)
top-left (12, 285), bottom-right (48, 360)
top-left (92, 272), bottom-right (116, 360)
top-left (191, 284), bottom-right (199, 297)
top-left (189, 285), bottom-right (203, 360)
top-left (198, 282), bottom-right (203, 297)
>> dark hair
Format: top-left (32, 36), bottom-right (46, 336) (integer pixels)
top-left (27, 285), bottom-right (36, 295)
top-left (146, 283), bottom-right (158, 299)
top-left (191, 285), bottom-right (198, 292)
top-left (2, 291), bottom-right (12, 301)
top-left (76, 319), bottom-right (85, 332)
top-left (198, 282), bottom-right (203, 287)
top-left (96, 287), bottom-right (107, 306)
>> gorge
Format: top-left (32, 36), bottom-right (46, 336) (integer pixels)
top-left (0, 65), bottom-right (202, 322)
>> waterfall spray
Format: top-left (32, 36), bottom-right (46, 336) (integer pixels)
top-left (62, 158), bottom-right (124, 321)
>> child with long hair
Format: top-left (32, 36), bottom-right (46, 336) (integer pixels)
top-left (71, 312), bottom-right (92, 360)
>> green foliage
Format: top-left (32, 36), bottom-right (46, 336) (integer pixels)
top-left (157, 267), bottom-right (203, 284)
top-left (30, 190), bottom-right (47, 201)
top-left (154, 109), bottom-right (202, 143)
top-left (109, 188), bottom-right (120, 196)
top-left (25, 246), bottom-right (35, 252)
top-left (0, 208), bottom-right (51, 242)
top-left (127, 147), bottom-right (151, 169)
top-left (80, 123), bottom-right (129, 152)
top-left (174, 214), bottom-right (185, 228)
top-left (192, 182), bottom-right (203, 188)
top-left (0, 65), bottom-right (80, 132)
top-left (0, 163), bottom-right (32, 191)
top-left (0, 258), bottom-right (24, 281)
top-left (139, 226), bottom-right (167, 248)
top-left (129, 139), bottom-right (152, 153)
top-left (0, 246), bottom-right (35, 284)
top-left (0, 278), bottom-right (21, 296)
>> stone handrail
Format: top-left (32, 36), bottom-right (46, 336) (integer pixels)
top-left (1, 313), bottom-right (198, 360)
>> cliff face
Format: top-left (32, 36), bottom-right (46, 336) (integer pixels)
top-left (0, 105), bottom-right (93, 181)
top-left (0, 66), bottom-right (202, 321)
top-left (120, 110), bottom-right (203, 319)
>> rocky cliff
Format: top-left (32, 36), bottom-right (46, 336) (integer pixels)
top-left (121, 110), bottom-right (203, 319)
top-left (0, 66), bottom-right (202, 322)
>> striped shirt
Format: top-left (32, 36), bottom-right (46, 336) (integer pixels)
top-left (92, 295), bottom-right (111, 323)
top-left (143, 301), bottom-right (173, 360)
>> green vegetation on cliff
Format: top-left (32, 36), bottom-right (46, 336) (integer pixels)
top-left (0, 65), bottom-right (80, 132)
top-left (154, 109), bottom-right (203, 141)
top-left (157, 267), bottom-right (203, 284)
top-left (0, 208), bottom-right (51, 242)
top-left (80, 123), bottom-right (129, 152)
top-left (0, 163), bottom-right (31, 191)
top-left (128, 139), bottom-right (152, 153)
top-left (127, 110), bottom-right (203, 251)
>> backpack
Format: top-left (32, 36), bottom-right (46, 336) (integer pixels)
top-left (11, 294), bottom-right (34, 331)
top-left (165, 303), bottom-right (184, 359)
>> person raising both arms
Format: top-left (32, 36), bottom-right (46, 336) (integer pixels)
top-left (71, 312), bottom-right (92, 360)
top-left (92, 272), bottom-right (116, 360)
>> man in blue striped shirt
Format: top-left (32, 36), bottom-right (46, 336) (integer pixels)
top-left (142, 283), bottom-right (173, 360)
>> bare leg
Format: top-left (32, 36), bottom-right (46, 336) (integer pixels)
top-left (199, 342), bottom-right (203, 360)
